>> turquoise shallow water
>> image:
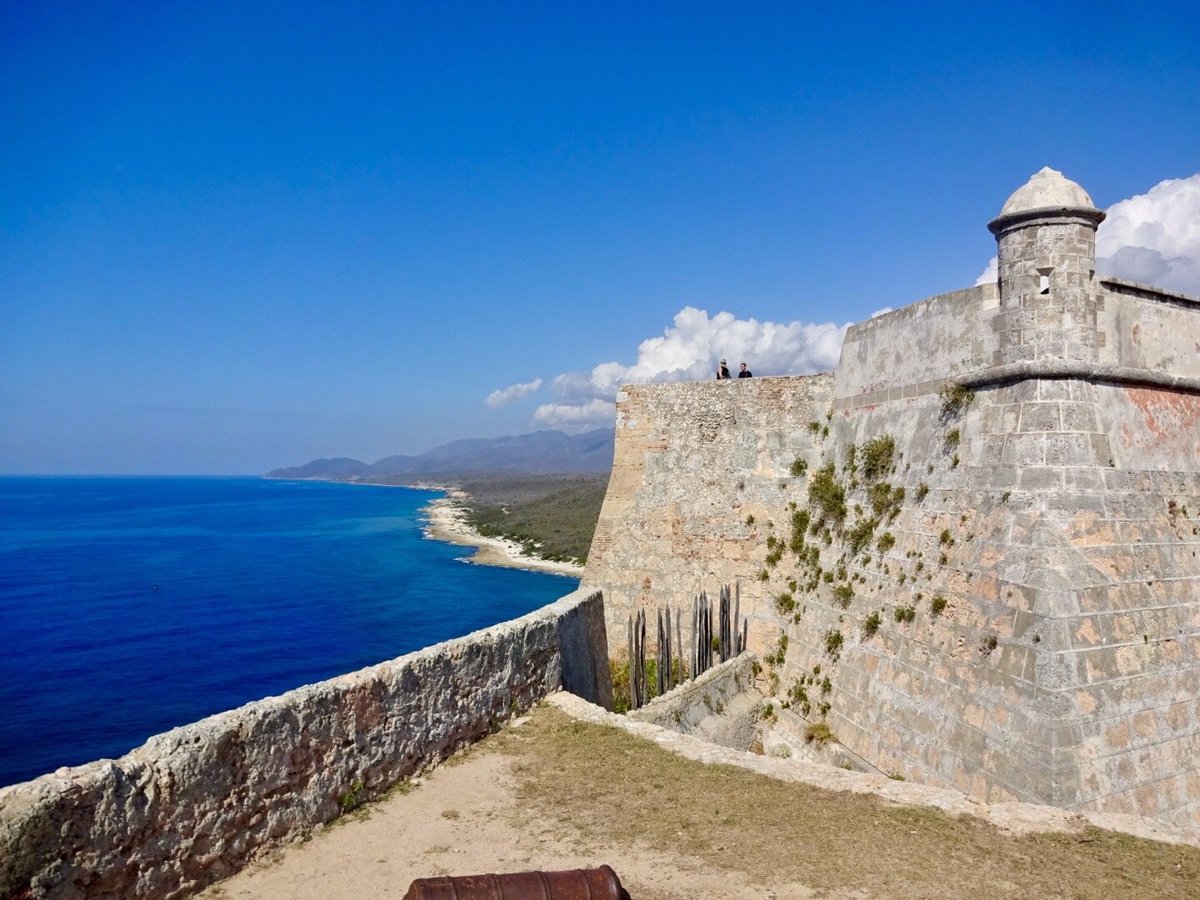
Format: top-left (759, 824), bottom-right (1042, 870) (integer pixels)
top-left (0, 476), bottom-right (578, 787)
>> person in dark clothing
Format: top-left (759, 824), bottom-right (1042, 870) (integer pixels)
top-left (738, 362), bottom-right (753, 378)
top-left (716, 358), bottom-right (731, 380)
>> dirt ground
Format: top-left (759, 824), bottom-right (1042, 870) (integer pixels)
top-left (199, 703), bottom-right (1200, 900)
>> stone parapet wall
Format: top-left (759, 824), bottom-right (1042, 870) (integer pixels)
top-left (628, 653), bottom-right (765, 750)
top-left (834, 284), bottom-right (998, 401)
top-left (834, 274), bottom-right (1200, 413)
top-left (0, 589), bottom-right (610, 900)
top-left (1099, 281), bottom-right (1200, 378)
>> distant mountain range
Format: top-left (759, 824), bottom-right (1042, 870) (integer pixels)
top-left (266, 428), bottom-right (615, 481)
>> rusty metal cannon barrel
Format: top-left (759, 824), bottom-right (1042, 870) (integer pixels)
top-left (403, 864), bottom-right (629, 900)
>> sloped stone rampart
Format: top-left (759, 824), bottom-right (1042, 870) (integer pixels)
top-left (0, 589), bottom-right (609, 900)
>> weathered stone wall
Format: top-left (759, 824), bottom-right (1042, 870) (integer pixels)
top-left (0, 589), bottom-right (610, 900)
top-left (809, 375), bottom-right (1200, 825)
top-left (583, 374), bottom-right (835, 657)
top-left (584, 276), bottom-right (1200, 826)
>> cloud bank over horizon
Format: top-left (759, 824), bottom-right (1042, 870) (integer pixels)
top-left (486, 307), bottom-right (850, 431)
top-left (975, 173), bottom-right (1200, 294)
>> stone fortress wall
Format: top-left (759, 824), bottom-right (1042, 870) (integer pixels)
top-left (0, 589), bottom-right (611, 900)
top-left (584, 168), bottom-right (1200, 826)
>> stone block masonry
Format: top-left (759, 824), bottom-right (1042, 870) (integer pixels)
top-left (0, 589), bottom-right (610, 900)
top-left (584, 168), bottom-right (1200, 827)
top-left (585, 373), bottom-right (836, 658)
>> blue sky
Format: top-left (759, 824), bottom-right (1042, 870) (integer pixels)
top-left (2, 2), bottom-right (1198, 474)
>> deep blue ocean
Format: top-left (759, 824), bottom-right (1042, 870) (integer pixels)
top-left (0, 476), bottom-right (578, 788)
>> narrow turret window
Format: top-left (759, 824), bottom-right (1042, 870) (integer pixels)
top-left (1037, 267), bottom-right (1053, 295)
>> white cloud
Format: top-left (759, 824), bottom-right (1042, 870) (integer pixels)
top-left (532, 398), bottom-right (616, 427)
top-left (975, 173), bottom-right (1200, 296)
top-left (530, 306), bottom-right (850, 430)
top-left (974, 257), bottom-right (997, 286)
top-left (483, 378), bottom-right (542, 408)
top-left (1096, 174), bottom-right (1200, 295)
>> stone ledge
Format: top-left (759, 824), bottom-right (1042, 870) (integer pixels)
top-left (1102, 277), bottom-right (1200, 307)
top-left (835, 360), bottom-right (1200, 413)
top-left (958, 361), bottom-right (1200, 395)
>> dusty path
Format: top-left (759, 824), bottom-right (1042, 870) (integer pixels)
top-left (198, 702), bottom-right (1199, 900)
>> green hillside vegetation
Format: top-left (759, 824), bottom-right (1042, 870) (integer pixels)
top-left (463, 475), bottom-right (608, 564)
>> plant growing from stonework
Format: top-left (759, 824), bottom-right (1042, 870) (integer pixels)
top-left (824, 629), bottom-right (844, 657)
top-left (805, 722), bottom-right (835, 745)
top-left (868, 482), bottom-right (904, 520)
top-left (939, 529), bottom-right (955, 547)
top-left (774, 591), bottom-right (796, 615)
top-left (339, 779), bottom-right (366, 813)
top-left (846, 516), bottom-right (878, 556)
top-left (790, 458), bottom-right (809, 477)
top-left (833, 583), bottom-right (854, 608)
top-left (788, 681), bottom-right (812, 717)
top-left (809, 463), bottom-right (847, 526)
top-left (939, 382), bottom-right (975, 419)
top-left (863, 611), bottom-right (882, 637)
top-left (860, 435), bottom-right (896, 481)
top-left (765, 633), bottom-right (789, 667)
top-left (789, 508), bottom-right (811, 553)
top-left (894, 605), bottom-right (916, 624)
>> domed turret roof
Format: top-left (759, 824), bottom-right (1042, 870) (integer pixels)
top-left (999, 167), bottom-right (1096, 215)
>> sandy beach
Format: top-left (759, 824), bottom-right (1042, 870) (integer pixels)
top-left (421, 489), bottom-right (584, 578)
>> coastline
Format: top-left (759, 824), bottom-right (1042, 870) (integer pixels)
top-left (421, 489), bottom-right (585, 578)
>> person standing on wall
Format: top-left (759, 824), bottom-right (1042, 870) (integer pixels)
top-left (716, 359), bottom-right (731, 380)
top-left (738, 362), bottom-right (753, 378)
